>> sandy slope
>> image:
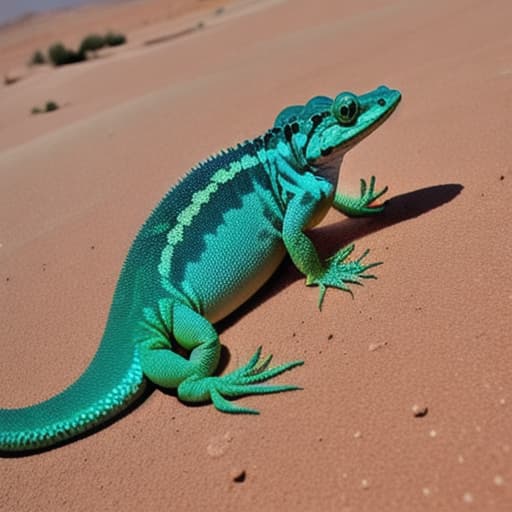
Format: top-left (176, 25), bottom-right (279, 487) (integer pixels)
top-left (0, 0), bottom-right (511, 510)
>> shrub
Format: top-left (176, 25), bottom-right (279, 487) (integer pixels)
top-left (31, 101), bottom-right (59, 114)
top-left (30, 50), bottom-right (46, 66)
top-left (46, 31), bottom-right (126, 67)
top-left (79, 34), bottom-right (106, 54)
top-left (48, 42), bottom-right (85, 66)
top-left (104, 31), bottom-right (127, 46)
top-left (45, 101), bottom-right (59, 112)
top-left (4, 75), bottom-right (20, 86)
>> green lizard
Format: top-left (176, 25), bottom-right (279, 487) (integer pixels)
top-left (0, 85), bottom-right (401, 452)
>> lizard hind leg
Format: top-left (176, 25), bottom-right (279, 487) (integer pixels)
top-left (178, 346), bottom-right (304, 414)
top-left (137, 299), bottom-right (303, 414)
top-left (137, 299), bottom-right (221, 389)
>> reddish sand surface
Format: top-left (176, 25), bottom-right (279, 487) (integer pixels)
top-left (1, 0), bottom-right (511, 510)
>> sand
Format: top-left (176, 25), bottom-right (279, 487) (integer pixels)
top-left (1, 0), bottom-right (511, 510)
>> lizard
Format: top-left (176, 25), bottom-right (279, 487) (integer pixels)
top-left (0, 85), bottom-right (401, 452)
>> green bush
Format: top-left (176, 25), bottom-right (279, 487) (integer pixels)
top-left (48, 42), bottom-right (85, 66)
top-left (30, 50), bottom-right (46, 66)
top-left (45, 101), bottom-right (59, 112)
top-left (46, 31), bottom-right (126, 67)
top-left (79, 34), bottom-right (106, 54)
top-left (31, 101), bottom-right (59, 115)
top-left (104, 31), bottom-right (126, 46)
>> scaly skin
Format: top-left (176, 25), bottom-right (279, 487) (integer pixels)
top-left (0, 85), bottom-right (401, 452)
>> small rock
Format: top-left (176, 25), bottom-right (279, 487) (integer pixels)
top-left (207, 431), bottom-right (233, 457)
top-left (368, 341), bottom-right (387, 352)
top-left (231, 469), bottom-right (246, 483)
top-left (412, 404), bottom-right (428, 418)
top-left (463, 492), bottom-right (474, 504)
top-left (493, 475), bottom-right (504, 486)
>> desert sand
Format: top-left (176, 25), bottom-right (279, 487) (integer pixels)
top-left (0, 0), bottom-right (511, 510)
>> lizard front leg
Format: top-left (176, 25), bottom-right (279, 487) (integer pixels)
top-left (333, 176), bottom-right (388, 217)
top-left (283, 191), bottom-right (381, 309)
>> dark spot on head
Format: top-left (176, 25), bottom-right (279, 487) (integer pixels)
top-left (311, 114), bottom-right (322, 126)
top-left (264, 132), bottom-right (273, 145)
top-left (284, 124), bottom-right (292, 141)
top-left (378, 98), bottom-right (386, 106)
top-left (321, 147), bottom-right (333, 157)
top-left (291, 122), bottom-right (299, 134)
top-left (272, 127), bottom-right (281, 134)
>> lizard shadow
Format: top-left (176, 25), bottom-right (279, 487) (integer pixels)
top-left (217, 183), bottom-right (463, 334)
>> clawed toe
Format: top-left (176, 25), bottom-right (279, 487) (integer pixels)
top-left (178, 347), bottom-right (303, 414)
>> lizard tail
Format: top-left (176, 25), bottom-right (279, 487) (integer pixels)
top-left (0, 219), bottom-right (165, 454)
top-left (0, 191), bottom-right (175, 454)
top-left (0, 320), bottom-right (146, 453)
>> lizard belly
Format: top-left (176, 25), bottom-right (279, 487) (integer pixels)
top-left (167, 188), bottom-right (285, 324)
top-left (193, 236), bottom-right (286, 324)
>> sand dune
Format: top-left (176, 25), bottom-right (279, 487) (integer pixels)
top-left (1, 0), bottom-right (511, 510)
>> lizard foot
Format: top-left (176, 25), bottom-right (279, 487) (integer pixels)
top-left (306, 243), bottom-right (381, 309)
top-left (334, 176), bottom-right (388, 216)
top-left (177, 347), bottom-right (303, 414)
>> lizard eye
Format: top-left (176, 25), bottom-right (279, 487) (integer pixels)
top-left (332, 92), bottom-right (360, 125)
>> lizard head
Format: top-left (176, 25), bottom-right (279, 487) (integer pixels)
top-left (272, 85), bottom-right (401, 168)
